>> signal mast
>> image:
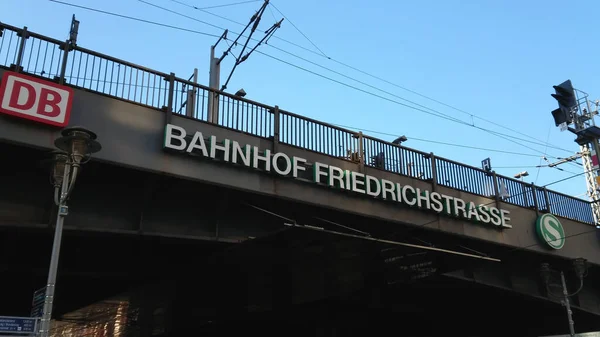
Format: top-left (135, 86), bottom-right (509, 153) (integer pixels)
top-left (550, 80), bottom-right (600, 224)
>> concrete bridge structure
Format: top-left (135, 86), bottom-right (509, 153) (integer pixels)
top-left (1, 22), bottom-right (600, 336)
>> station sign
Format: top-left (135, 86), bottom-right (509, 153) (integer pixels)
top-left (163, 124), bottom-right (512, 229)
top-left (0, 71), bottom-right (73, 127)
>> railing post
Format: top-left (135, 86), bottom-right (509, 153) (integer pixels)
top-left (186, 68), bottom-right (198, 118)
top-left (531, 184), bottom-right (539, 215)
top-left (166, 72), bottom-right (175, 125)
top-left (543, 187), bottom-right (551, 213)
top-left (492, 171), bottom-right (501, 209)
top-left (521, 183), bottom-right (528, 208)
top-left (272, 105), bottom-right (280, 153)
top-left (12, 26), bottom-right (28, 73)
top-left (429, 152), bottom-right (438, 191)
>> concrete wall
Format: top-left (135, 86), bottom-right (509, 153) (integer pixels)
top-left (1, 68), bottom-right (599, 265)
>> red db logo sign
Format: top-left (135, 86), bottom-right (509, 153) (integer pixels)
top-left (0, 71), bottom-right (73, 127)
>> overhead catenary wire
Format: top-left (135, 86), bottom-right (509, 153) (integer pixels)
top-left (253, 50), bottom-right (580, 166)
top-left (48, 0), bottom-right (222, 38)
top-left (135, 1), bottom-right (465, 124)
top-left (163, 0), bottom-right (575, 155)
top-left (194, 0), bottom-right (261, 10)
top-left (269, 1), bottom-right (328, 58)
top-left (48, 0), bottom-right (579, 167)
top-left (135, 0), bottom-right (583, 171)
top-left (535, 127), bottom-right (552, 184)
top-left (246, 203), bottom-right (501, 262)
top-left (134, 0), bottom-right (574, 158)
top-left (329, 123), bottom-right (546, 158)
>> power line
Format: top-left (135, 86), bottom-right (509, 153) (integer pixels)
top-left (535, 127), bottom-right (552, 184)
top-left (137, 0), bottom-right (580, 163)
top-left (329, 123), bottom-right (585, 175)
top-left (493, 165), bottom-right (545, 169)
top-left (253, 49), bottom-right (580, 166)
top-left (330, 123), bottom-right (542, 158)
top-left (48, 0), bottom-right (222, 38)
top-left (50, 0), bottom-right (579, 167)
top-left (133, 1), bottom-right (471, 125)
top-left (139, 0), bottom-right (226, 31)
top-left (165, 0), bottom-right (574, 155)
top-left (269, 2), bottom-right (327, 57)
top-left (132, 1), bottom-right (575, 158)
top-left (194, 0), bottom-right (261, 10)
top-left (169, 0), bottom-right (330, 62)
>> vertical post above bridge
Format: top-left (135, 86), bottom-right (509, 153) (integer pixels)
top-left (166, 72), bottom-right (175, 125)
top-left (12, 26), bottom-right (28, 73)
top-left (272, 105), bottom-right (280, 153)
top-left (491, 171), bottom-right (501, 210)
top-left (531, 183), bottom-right (539, 215)
top-left (543, 187), bottom-right (551, 213)
top-left (429, 152), bottom-right (438, 191)
top-left (357, 131), bottom-right (364, 172)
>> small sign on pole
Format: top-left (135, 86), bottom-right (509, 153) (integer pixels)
top-left (30, 287), bottom-right (45, 318)
top-left (481, 158), bottom-right (492, 172)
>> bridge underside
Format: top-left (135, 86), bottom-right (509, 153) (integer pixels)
top-left (1, 142), bottom-right (600, 336)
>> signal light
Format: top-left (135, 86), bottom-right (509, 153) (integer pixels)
top-left (550, 79), bottom-right (577, 126)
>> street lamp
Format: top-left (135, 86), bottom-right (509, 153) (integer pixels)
top-left (235, 88), bottom-right (246, 97)
top-left (514, 171), bottom-right (529, 181)
top-left (391, 136), bottom-right (407, 174)
top-left (39, 126), bottom-right (101, 337)
top-left (392, 135), bottom-right (407, 145)
top-left (539, 258), bottom-right (588, 337)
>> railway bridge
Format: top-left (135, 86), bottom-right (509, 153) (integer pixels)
top-left (1, 22), bottom-right (600, 336)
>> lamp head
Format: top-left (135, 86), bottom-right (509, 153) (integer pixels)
top-left (235, 88), bottom-right (246, 97)
top-left (514, 171), bottom-right (529, 179)
top-left (540, 262), bottom-right (552, 285)
top-left (573, 258), bottom-right (587, 279)
top-left (51, 151), bottom-right (69, 186)
top-left (54, 126), bottom-right (101, 163)
top-left (392, 135), bottom-right (408, 145)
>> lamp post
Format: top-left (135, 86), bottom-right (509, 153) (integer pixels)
top-left (539, 258), bottom-right (587, 337)
top-left (392, 136), bottom-right (407, 174)
top-left (39, 126), bottom-right (101, 337)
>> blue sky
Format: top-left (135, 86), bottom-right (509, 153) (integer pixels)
top-left (3, 0), bottom-right (600, 198)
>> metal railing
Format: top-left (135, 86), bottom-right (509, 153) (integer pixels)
top-left (0, 22), bottom-right (595, 226)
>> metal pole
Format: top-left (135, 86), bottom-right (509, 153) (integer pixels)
top-left (561, 271), bottom-right (576, 337)
top-left (58, 40), bottom-right (70, 85)
top-left (208, 46), bottom-right (221, 124)
top-left (185, 68), bottom-right (198, 118)
top-left (14, 26), bottom-right (28, 73)
top-left (39, 163), bottom-right (71, 337)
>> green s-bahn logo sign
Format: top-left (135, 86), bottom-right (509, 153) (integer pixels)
top-left (535, 214), bottom-right (565, 250)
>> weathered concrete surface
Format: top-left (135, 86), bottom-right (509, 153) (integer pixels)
top-left (0, 68), bottom-right (599, 265)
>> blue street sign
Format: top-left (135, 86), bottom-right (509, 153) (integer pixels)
top-left (0, 316), bottom-right (37, 334)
